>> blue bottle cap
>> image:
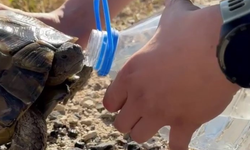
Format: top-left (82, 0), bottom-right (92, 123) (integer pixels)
top-left (93, 0), bottom-right (118, 76)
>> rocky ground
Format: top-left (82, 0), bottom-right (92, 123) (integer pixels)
top-left (0, 0), bottom-right (220, 150)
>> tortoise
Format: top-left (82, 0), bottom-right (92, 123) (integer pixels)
top-left (0, 10), bottom-right (93, 150)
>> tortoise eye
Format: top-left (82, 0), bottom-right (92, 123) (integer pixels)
top-left (61, 55), bottom-right (67, 59)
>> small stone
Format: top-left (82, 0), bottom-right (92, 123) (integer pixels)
top-left (74, 141), bottom-right (85, 149)
top-left (93, 83), bottom-right (102, 91)
top-left (147, 137), bottom-right (160, 144)
top-left (48, 111), bottom-right (61, 120)
top-left (59, 128), bottom-right (67, 136)
top-left (70, 106), bottom-right (79, 112)
top-left (54, 104), bottom-right (66, 115)
top-left (59, 141), bottom-right (66, 147)
top-left (53, 121), bottom-right (67, 129)
top-left (69, 148), bottom-right (83, 150)
top-left (127, 141), bottom-right (141, 150)
top-left (81, 118), bottom-right (93, 126)
top-left (142, 143), bottom-right (152, 149)
top-left (96, 103), bottom-right (104, 112)
top-left (82, 131), bottom-right (97, 141)
top-left (89, 142), bottom-right (115, 150)
top-left (110, 131), bottom-right (120, 138)
top-left (68, 129), bottom-right (78, 138)
top-left (100, 112), bottom-right (113, 119)
top-left (123, 134), bottom-right (130, 140)
top-left (75, 113), bottom-right (82, 120)
top-left (50, 130), bottom-right (59, 138)
top-left (81, 100), bottom-right (95, 108)
top-left (116, 138), bottom-right (127, 146)
top-left (68, 117), bottom-right (78, 127)
top-left (90, 125), bottom-right (95, 130)
top-left (148, 146), bottom-right (161, 150)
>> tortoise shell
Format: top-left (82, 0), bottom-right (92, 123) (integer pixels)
top-left (0, 10), bottom-right (84, 128)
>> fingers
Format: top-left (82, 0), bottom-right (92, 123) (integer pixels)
top-left (129, 117), bottom-right (164, 143)
top-left (169, 124), bottom-right (200, 150)
top-left (103, 70), bottom-right (128, 112)
top-left (113, 96), bottom-right (142, 133)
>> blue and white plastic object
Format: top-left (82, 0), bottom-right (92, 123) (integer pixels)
top-left (85, 0), bottom-right (161, 79)
top-left (92, 0), bottom-right (119, 76)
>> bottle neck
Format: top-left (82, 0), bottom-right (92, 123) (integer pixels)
top-left (85, 29), bottom-right (119, 76)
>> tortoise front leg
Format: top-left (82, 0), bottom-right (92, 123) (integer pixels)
top-left (34, 83), bottom-right (70, 118)
top-left (9, 107), bottom-right (47, 150)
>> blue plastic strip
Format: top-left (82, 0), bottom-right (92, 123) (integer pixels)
top-left (93, 0), bottom-right (101, 30)
top-left (93, 0), bottom-right (119, 76)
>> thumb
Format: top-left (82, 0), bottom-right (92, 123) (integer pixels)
top-left (169, 124), bottom-right (200, 150)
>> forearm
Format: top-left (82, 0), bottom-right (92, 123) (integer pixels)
top-left (56, 0), bottom-right (132, 33)
top-left (48, 0), bottom-right (133, 47)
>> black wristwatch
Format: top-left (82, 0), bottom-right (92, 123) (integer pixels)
top-left (217, 0), bottom-right (250, 88)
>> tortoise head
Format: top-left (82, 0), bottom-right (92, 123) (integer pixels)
top-left (48, 42), bottom-right (85, 86)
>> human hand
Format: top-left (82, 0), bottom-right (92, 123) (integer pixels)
top-left (103, 0), bottom-right (240, 149)
top-left (0, 3), bottom-right (91, 48)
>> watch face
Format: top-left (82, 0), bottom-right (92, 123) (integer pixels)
top-left (224, 23), bottom-right (250, 87)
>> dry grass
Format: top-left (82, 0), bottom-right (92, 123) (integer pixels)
top-left (0, 0), bottom-right (63, 12)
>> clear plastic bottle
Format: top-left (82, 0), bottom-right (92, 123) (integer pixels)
top-left (158, 88), bottom-right (250, 150)
top-left (85, 0), bottom-right (207, 78)
top-left (85, 0), bottom-right (206, 78)
top-left (84, 12), bottom-right (161, 79)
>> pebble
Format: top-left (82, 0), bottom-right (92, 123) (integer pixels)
top-left (54, 104), bottom-right (66, 115)
top-left (89, 142), bottom-right (115, 150)
top-left (68, 129), bottom-right (78, 138)
top-left (53, 121), bottom-right (67, 129)
top-left (81, 118), bottom-right (93, 126)
top-left (50, 130), bottom-right (59, 138)
top-left (70, 106), bottom-right (79, 112)
top-left (81, 100), bottom-right (95, 108)
top-left (59, 141), bottom-right (66, 147)
top-left (58, 128), bottom-right (67, 136)
top-left (93, 83), bottom-right (102, 91)
top-left (69, 148), bottom-right (83, 150)
top-left (110, 131), bottom-right (120, 138)
top-left (127, 141), bottom-right (141, 150)
top-left (68, 116), bottom-right (79, 127)
top-left (82, 131), bottom-right (98, 141)
top-left (74, 141), bottom-right (85, 149)
top-left (75, 113), bottom-right (82, 120)
top-left (48, 111), bottom-right (62, 120)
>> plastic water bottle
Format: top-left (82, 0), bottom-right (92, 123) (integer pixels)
top-left (158, 88), bottom-right (250, 150)
top-left (84, 0), bottom-right (206, 79)
top-left (84, 0), bottom-right (162, 79)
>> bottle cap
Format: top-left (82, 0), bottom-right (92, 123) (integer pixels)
top-left (93, 0), bottom-right (118, 76)
top-left (95, 29), bottom-right (119, 76)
